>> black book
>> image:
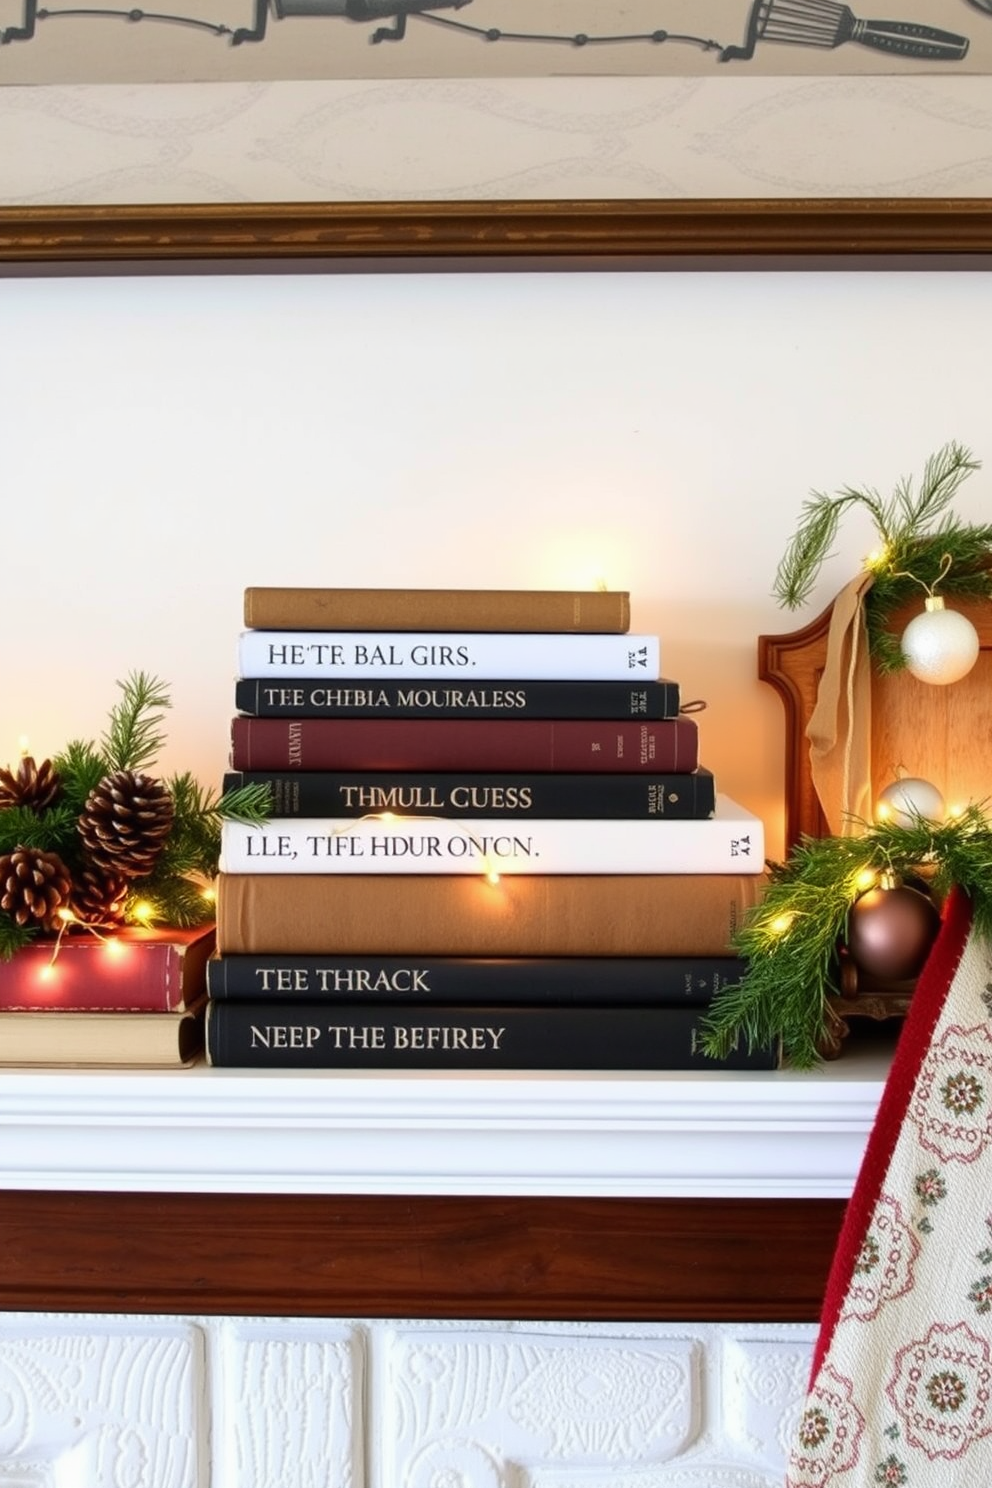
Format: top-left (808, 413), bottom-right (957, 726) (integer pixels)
top-left (222, 768), bottom-right (716, 821)
top-left (205, 1000), bottom-right (777, 1071)
top-left (235, 677), bottom-right (681, 720)
top-left (206, 953), bottom-right (747, 1004)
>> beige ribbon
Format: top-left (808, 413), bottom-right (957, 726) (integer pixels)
top-left (806, 573), bottom-right (874, 837)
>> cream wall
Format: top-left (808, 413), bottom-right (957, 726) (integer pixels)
top-left (3, 72), bottom-right (990, 862)
top-left (1, 263), bottom-right (990, 862)
top-left (2, 75), bottom-right (992, 204)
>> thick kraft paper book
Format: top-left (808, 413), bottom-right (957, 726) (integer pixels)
top-left (0, 1001), bottom-right (206, 1068)
top-left (217, 873), bottom-right (766, 957)
top-left (243, 588), bottom-right (631, 634)
top-left (0, 925), bottom-right (216, 1012)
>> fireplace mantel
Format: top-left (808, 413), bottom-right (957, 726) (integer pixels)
top-left (0, 1041), bottom-right (891, 1197)
top-left (0, 1046), bottom-right (890, 1321)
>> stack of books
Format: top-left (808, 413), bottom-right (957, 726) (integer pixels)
top-left (0, 924), bottom-right (215, 1067)
top-left (209, 586), bottom-right (772, 1071)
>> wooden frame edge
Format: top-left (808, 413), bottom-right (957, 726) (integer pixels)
top-left (2, 198), bottom-right (992, 263)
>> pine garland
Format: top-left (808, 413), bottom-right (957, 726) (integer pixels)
top-left (774, 442), bottom-right (992, 672)
top-left (699, 806), bottom-right (992, 1070)
top-left (0, 673), bottom-right (270, 956)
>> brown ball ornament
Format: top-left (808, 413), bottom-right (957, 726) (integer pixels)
top-left (846, 882), bottom-right (941, 981)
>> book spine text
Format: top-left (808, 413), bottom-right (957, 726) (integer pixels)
top-left (219, 809), bottom-right (763, 876)
top-left (222, 769), bottom-right (715, 820)
top-left (206, 953), bottom-right (747, 1004)
top-left (235, 677), bottom-right (681, 719)
top-left (206, 1001), bottom-right (776, 1071)
top-left (237, 631), bottom-right (660, 682)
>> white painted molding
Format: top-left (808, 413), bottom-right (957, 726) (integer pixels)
top-left (0, 1039), bottom-right (892, 1197)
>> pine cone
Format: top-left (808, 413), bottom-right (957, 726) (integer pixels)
top-left (70, 865), bottom-right (130, 927)
top-left (78, 770), bottom-right (175, 879)
top-left (0, 755), bottom-right (61, 812)
top-left (0, 846), bottom-right (73, 931)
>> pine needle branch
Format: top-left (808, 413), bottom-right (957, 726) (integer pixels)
top-left (0, 802), bottom-right (80, 857)
top-left (773, 443), bottom-right (990, 640)
top-left (102, 672), bottom-right (172, 773)
top-left (774, 492), bottom-right (874, 609)
top-left (0, 918), bottom-right (34, 961)
top-left (898, 440), bottom-right (982, 529)
top-left (699, 805), bottom-right (992, 1070)
top-left (52, 739), bottom-right (111, 814)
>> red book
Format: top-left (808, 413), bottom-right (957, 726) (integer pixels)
top-left (230, 717), bottom-right (699, 773)
top-left (0, 925), bottom-right (215, 1013)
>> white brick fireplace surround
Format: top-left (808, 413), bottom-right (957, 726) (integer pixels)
top-left (0, 1044), bottom-right (892, 1486)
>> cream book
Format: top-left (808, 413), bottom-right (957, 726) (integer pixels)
top-left (0, 1000), bottom-right (206, 1068)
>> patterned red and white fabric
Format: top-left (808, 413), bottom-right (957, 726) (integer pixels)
top-left (786, 886), bottom-right (992, 1487)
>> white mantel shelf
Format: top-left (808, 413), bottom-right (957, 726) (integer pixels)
top-left (0, 1037), bottom-right (892, 1200)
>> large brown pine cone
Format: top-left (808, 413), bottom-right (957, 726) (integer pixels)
top-left (78, 770), bottom-right (175, 879)
top-left (0, 756), bottom-right (62, 812)
top-left (70, 865), bottom-right (130, 927)
top-left (0, 846), bottom-right (73, 931)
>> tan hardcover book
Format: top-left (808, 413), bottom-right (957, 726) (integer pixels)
top-left (0, 1000), bottom-right (206, 1067)
top-left (217, 874), bottom-right (764, 957)
top-left (243, 588), bottom-right (630, 634)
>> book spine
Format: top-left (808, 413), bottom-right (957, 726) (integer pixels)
top-left (216, 873), bottom-right (765, 957)
top-left (237, 631), bottom-right (660, 682)
top-left (0, 938), bottom-right (203, 1013)
top-left (243, 588), bottom-right (631, 634)
top-left (234, 678), bottom-right (681, 720)
top-left (219, 810), bottom-right (763, 876)
top-left (206, 1001), bottom-right (776, 1071)
top-left (230, 717), bottom-right (699, 773)
top-left (222, 769), bottom-right (715, 820)
top-left (206, 953), bottom-right (747, 1004)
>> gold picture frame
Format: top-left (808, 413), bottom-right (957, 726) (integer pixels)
top-left (2, 198), bottom-right (992, 266)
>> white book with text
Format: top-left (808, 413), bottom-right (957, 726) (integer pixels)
top-left (238, 630), bottom-right (660, 681)
top-left (219, 795), bottom-right (764, 876)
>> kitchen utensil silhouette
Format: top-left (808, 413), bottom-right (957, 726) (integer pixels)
top-left (720, 0), bottom-right (969, 60)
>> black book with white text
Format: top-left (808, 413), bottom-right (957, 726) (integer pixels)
top-left (205, 1000), bottom-right (777, 1071)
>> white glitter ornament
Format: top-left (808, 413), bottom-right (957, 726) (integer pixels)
top-left (876, 776), bottom-right (946, 828)
top-left (899, 596), bottom-right (980, 685)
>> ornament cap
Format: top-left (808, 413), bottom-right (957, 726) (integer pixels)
top-left (924, 594), bottom-right (946, 613)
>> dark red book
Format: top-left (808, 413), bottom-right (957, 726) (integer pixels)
top-left (230, 717), bottom-right (699, 773)
top-left (0, 925), bottom-right (216, 1013)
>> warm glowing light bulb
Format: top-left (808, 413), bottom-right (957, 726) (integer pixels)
top-left (768, 911), bottom-right (796, 936)
top-left (38, 964), bottom-right (56, 982)
top-left (103, 937), bottom-right (125, 959)
top-left (486, 869), bottom-right (501, 886)
top-left (201, 886), bottom-right (217, 904)
top-left (865, 544), bottom-right (891, 572)
top-left (132, 900), bottom-right (155, 925)
top-left (56, 907), bottom-right (76, 924)
top-left (854, 868), bottom-right (877, 892)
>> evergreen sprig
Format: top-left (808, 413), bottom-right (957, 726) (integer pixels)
top-left (774, 442), bottom-right (992, 672)
top-left (101, 671), bottom-right (172, 773)
top-left (0, 676), bottom-right (272, 951)
top-left (699, 805), bottom-right (992, 1071)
